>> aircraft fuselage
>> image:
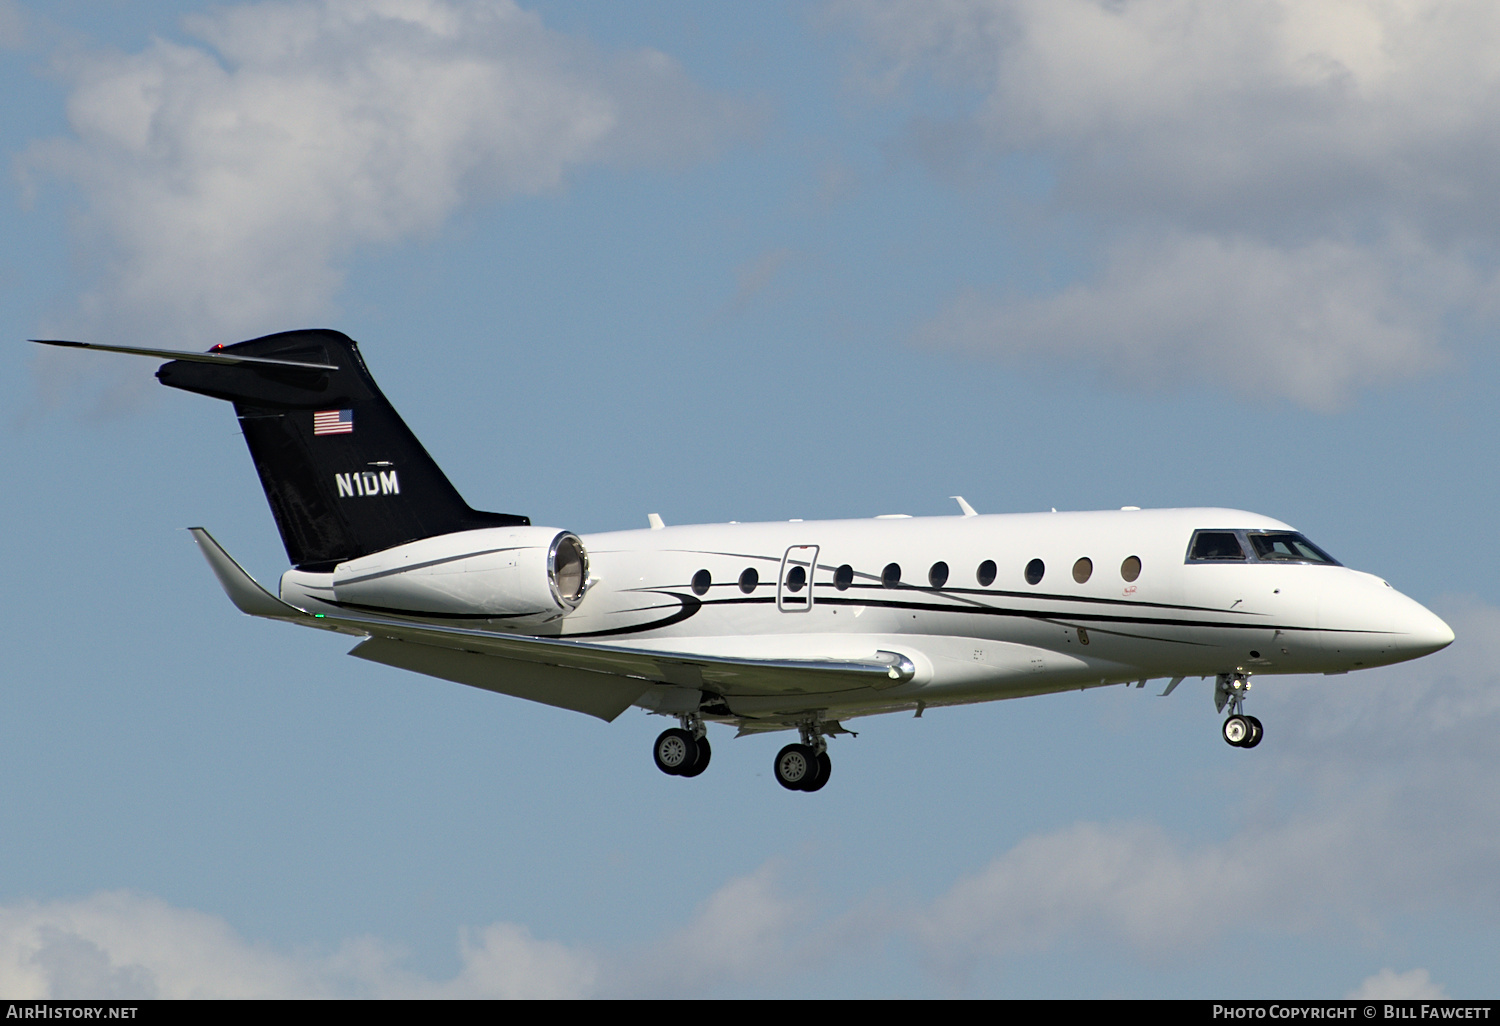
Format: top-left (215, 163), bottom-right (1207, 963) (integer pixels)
top-left (278, 505), bottom-right (1452, 724)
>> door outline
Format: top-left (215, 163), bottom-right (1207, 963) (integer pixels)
top-left (777, 545), bottom-right (818, 612)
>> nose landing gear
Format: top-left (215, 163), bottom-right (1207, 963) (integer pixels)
top-left (1216, 672), bottom-right (1263, 748)
top-left (1222, 714), bottom-right (1262, 747)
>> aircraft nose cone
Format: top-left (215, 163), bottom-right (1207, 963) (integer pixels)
top-left (1399, 602), bottom-right (1454, 659)
top-left (1321, 579), bottom-right (1454, 669)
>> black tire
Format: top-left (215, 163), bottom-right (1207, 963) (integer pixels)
top-left (1222, 715), bottom-right (1250, 747)
top-left (774, 743), bottom-right (817, 790)
top-left (678, 734), bottom-right (712, 777)
top-left (653, 729), bottom-right (698, 776)
top-left (802, 751), bottom-right (832, 792)
top-left (1243, 716), bottom-right (1264, 749)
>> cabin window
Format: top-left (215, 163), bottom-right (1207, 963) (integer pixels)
top-left (692, 569), bottom-right (711, 596)
top-left (1024, 558), bottom-right (1045, 585)
top-left (834, 564), bottom-right (854, 591)
top-left (928, 561), bottom-right (949, 588)
top-left (1246, 532), bottom-right (1340, 565)
top-left (882, 563), bottom-right (902, 588)
top-left (976, 560), bottom-right (997, 587)
top-left (739, 567), bottom-right (759, 593)
top-left (786, 565), bottom-right (806, 592)
top-left (1121, 555), bottom-right (1141, 582)
top-left (1072, 557), bottom-right (1092, 584)
top-left (1188, 531), bottom-right (1246, 562)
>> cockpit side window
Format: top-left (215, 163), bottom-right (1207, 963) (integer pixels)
top-left (1247, 531), bottom-right (1340, 565)
top-left (1188, 531), bottom-right (1247, 561)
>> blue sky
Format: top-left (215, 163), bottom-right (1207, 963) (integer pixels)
top-left (2, 0), bottom-right (1497, 998)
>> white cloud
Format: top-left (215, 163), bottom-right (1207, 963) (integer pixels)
top-left (0, 866), bottom-right (807, 999)
top-left (24, 0), bottom-right (741, 349)
top-left (0, 890), bottom-right (600, 999)
top-left (911, 799), bottom-right (1485, 989)
top-left (1349, 968), bottom-right (1447, 1000)
top-left (849, 0), bottom-right (1500, 229)
top-left (623, 862), bottom-right (813, 996)
top-left (912, 814), bottom-right (1365, 984)
top-left (411, 923), bottom-right (599, 999)
top-left (914, 820), bottom-right (1228, 965)
top-left (922, 233), bottom-right (1453, 411)
top-left (0, 892), bottom-right (332, 998)
top-left (842, 0), bottom-right (1500, 408)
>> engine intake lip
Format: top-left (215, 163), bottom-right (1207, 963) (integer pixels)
top-left (548, 531), bottom-right (589, 609)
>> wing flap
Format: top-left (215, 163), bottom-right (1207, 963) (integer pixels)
top-left (349, 637), bottom-right (649, 722)
top-left (316, 608), bottom-right (914, 695)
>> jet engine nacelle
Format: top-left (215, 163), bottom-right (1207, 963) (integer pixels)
top-left (329, 526), bottom-right (588, 620)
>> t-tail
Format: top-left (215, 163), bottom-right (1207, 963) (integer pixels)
top-left (38, 329), bottom-right (528, 570)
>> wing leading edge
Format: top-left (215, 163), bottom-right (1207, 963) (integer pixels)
top-left (187, 529), bottom-right (917, 723)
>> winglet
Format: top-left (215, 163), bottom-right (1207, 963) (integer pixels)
top-left (187, 527), bottom-right (308, 619)
top-left (951, 496), bottom-right (978, 517)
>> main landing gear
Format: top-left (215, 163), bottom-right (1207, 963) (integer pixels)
top-left (774, 723), bottom-right (832, 793)
top-left (653, 716), bottom-right (711, 778)
top-left (1216, 672), bottom-right (1263, 749)
top-left (651, 717), bottom-right (838, 791)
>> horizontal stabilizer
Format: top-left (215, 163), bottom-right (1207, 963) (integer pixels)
top-left (30, 338), bottom-right (338, 371)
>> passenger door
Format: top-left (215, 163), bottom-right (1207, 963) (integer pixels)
top-left (777, 545), bottom-right (818, 612)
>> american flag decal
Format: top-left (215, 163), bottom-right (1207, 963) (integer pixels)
top-left (313, 409), bottom-right (354, 435)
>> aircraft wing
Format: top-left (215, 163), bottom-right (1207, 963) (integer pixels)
top-left (188, 528), bottom-right (915, 722)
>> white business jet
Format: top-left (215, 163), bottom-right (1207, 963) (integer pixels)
top-left (35, 331), bottom-right (1455, 792)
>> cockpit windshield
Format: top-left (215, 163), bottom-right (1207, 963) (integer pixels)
top-left (1187, 529), bottom-right (1341, 566)
top-left (1189, 531), bottom-right (1246, 561)
top-left (1246, 531), bottom-right (1339, 565)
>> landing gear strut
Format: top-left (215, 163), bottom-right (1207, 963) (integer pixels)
top-left (653, 715), bottom-right (711, 777)
top-left (1215, 672), bottom-right (1263, 749)
top-left (774, 723), bottom-right (832, 792)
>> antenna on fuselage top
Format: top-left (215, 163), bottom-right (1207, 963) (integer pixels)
top-left (951, 496), bottom-right (978, 517)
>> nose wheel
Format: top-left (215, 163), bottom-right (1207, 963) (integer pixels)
top-left (1216, 673), bottom-right (1264, 748)
top-left (1222, 714), bottom-right (1263, 748)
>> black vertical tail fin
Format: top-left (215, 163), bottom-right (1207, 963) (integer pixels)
top-left (156, 329), bottom-right (527, 570)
